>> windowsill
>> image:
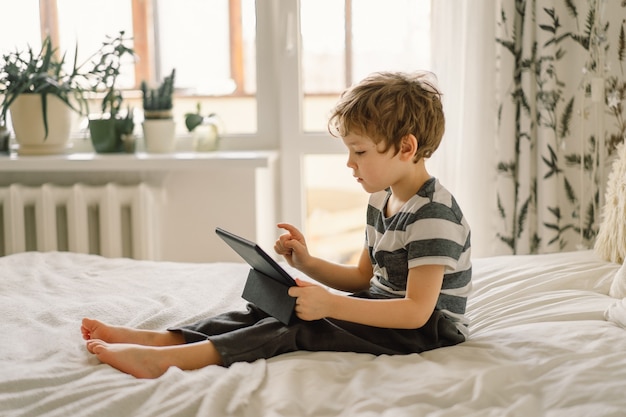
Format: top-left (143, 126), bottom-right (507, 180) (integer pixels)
top-left (0, 149), bottom-right (278, 172)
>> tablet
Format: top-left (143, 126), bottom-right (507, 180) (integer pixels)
top-left (216, 227), bottom-right (297, 325)
top-left (215, 227), bottom-right (296, 287)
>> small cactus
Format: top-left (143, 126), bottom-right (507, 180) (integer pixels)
top-left (141, 68), bottom-right (176, 119)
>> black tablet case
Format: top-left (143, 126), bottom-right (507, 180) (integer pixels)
top-left (216, 227), bottom-right (296, 325)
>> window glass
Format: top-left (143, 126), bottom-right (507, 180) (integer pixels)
top-left (57, 0), bottom-right (136, 89)
top-left (304, 154), bottom-right (369, 264)
top-left (300, 0), bottom-right (344, 133)
top-left (351, 1), bottom-right (431, 82)
top-left (156, 0), bottom-right (231, 94)
top-left (0, 0), bottom-right (41, 54)
top-left (301, 0), bottom-right (345, 94)
top-left (300, 0), bottom-right (431, 132)
top-left (301, 1), bottom-right (432, 262)
top-left (156, 0), bottom-right (257, 134)
top-left (1, 0), bottom-right (258, 136)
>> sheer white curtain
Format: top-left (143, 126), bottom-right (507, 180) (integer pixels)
top-left (430, 0), bottom-right (499, 257)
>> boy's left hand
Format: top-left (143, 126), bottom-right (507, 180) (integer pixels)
top-left (288, 278), bottom-right (334, 321)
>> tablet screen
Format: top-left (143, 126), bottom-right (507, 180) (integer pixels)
top-left (215, 227), bottom-right (296, 287)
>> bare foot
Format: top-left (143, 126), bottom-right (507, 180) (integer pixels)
top-left (87, 339), bottom-right (168, 379)
top-left (86, 339), bottom-right (223, 378)
top-left (81, 318), bottom-right (184, 349)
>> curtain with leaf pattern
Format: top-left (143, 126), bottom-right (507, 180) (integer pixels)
top-left (494, 0), bottom-right (626, 255)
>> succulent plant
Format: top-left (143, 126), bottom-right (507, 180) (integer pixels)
top-left (141, 68), bottom-right (176, 119)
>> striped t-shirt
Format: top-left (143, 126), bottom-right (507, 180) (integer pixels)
top-left (366, 177), bottom-right (472, 337)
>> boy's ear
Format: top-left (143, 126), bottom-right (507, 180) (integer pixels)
top-left (399, 134), bottom-right (418, 161)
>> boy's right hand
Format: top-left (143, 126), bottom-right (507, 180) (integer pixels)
top-left (274, 223), bottom-right (310, 269)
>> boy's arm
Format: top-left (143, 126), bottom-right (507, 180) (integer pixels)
top-left (298, 247), bottom-right (374, 292)
top-left (275, 223), bottom-right (373, 292)
top-left (289, 264), bottom-right (444, 329)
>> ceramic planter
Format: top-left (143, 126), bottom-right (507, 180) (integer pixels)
top-left (142, 119), bottom-right (176, 153)
top-left (193, 122), bottom-right (220, 152)
top-left (88, 118), bottom-right (123, 153)
top-left (9, 94), bottom-right (72, 155)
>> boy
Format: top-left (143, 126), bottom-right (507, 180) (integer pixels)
top-left (82, 71), bottom-right (472, 379)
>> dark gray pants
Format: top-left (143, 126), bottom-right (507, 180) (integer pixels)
top-left (170, 292), bottom-right (465, 367)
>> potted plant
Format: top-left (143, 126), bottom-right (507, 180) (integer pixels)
top-left (184, 102), bottom-right (221, 151)
top-left (86, 31), bottom-right (136, 153)
top-left (141, 68), bottom-right (176, 153)
top-left (0, 36), bottom-right (90, 155)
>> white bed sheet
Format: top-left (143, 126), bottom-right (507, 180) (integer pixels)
top-left (0, 250), bottom-right (625, 417)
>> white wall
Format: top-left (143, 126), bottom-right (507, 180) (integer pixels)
top-left (161, 163), bottom-right (278, 263)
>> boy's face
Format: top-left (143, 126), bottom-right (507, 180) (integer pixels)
top-left (342, 132), bottom-right (399, 194)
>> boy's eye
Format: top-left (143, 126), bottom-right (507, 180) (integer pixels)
top-left (355, 151), bottom-right (365, 156)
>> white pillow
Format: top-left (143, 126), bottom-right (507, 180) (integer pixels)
top-left (609, 261), bottom-right (626, 299)
top-left (594, 142), bottom-right (626, 264)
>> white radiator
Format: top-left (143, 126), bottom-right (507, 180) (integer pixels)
top-left (0, 183), bottom-right (160, 260)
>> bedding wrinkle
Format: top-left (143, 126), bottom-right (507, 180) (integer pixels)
top-left (604, 297), bottom-right (626, 328)
top-left (131, 362), bottom-right (266, 417)
top-left (538, 351), bottom-right (626, 412)
top-left (608, 261), bottom-right (626, 298)
top-left (0, 367), bottom-right (139, 417)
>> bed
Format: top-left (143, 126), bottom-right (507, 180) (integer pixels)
top-left (1, 248), bottom-right (626, 417)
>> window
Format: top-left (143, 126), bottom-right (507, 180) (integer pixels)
top-left (1, 1), bottom-right (429, 135)
top-left (154, 0), bottom-right (258, 134)
top-left (299, 0), bottom-right (432, 261)
top-left (0, 1), bottom-right (40, 53)
top-left (57, 0), bottom-right (136, 89)
top-left (2, 0), bottom-right (258, 135)
top-left (2, 1), bottom-right (432, 260)
top-left (300, 0), bottom-right (431, 132)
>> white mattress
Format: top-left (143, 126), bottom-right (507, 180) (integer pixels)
top-left (0, 250), bottom-right (625, 416)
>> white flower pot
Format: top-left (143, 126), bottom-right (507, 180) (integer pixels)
top-left (9, 94), bottom-right (72, 155)
top-left (142, 119), bottom-right (176, 153)
top-left (193, 123), bottom-right (220, 152)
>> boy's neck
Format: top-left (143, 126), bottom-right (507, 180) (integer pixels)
top-left (387, 159), bottom-right (431, 210)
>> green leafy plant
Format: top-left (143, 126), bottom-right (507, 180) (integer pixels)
top-left (184, 102), bottom-right (216, 132)
top-left (82, 31), bottom-right (137, 153)
top-left (0, 36), bottom-right (90, 139)
top-left (141, 68), bottom-right (176, 119)
top-left (86, 31), bottom-right (136, 120)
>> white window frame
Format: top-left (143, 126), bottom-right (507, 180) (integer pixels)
top-left (268, 0), bottom-right (347, 232)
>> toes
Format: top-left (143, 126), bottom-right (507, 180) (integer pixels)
top-left (86, 339), bottom-right (107, 354)
top-left (81, 318), bottom-right (104, 341)
top-left (82, 317), bottom-right (97, 329)
top-left (81, 326), bottom-right (91, 340)
top-left (85, 339), bottom-right (96, 354)
top-left (81, 318), bottom-right (93, 339)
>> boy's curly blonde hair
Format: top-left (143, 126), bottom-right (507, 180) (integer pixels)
top-left (328, 71), bottom-right (445, 162)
